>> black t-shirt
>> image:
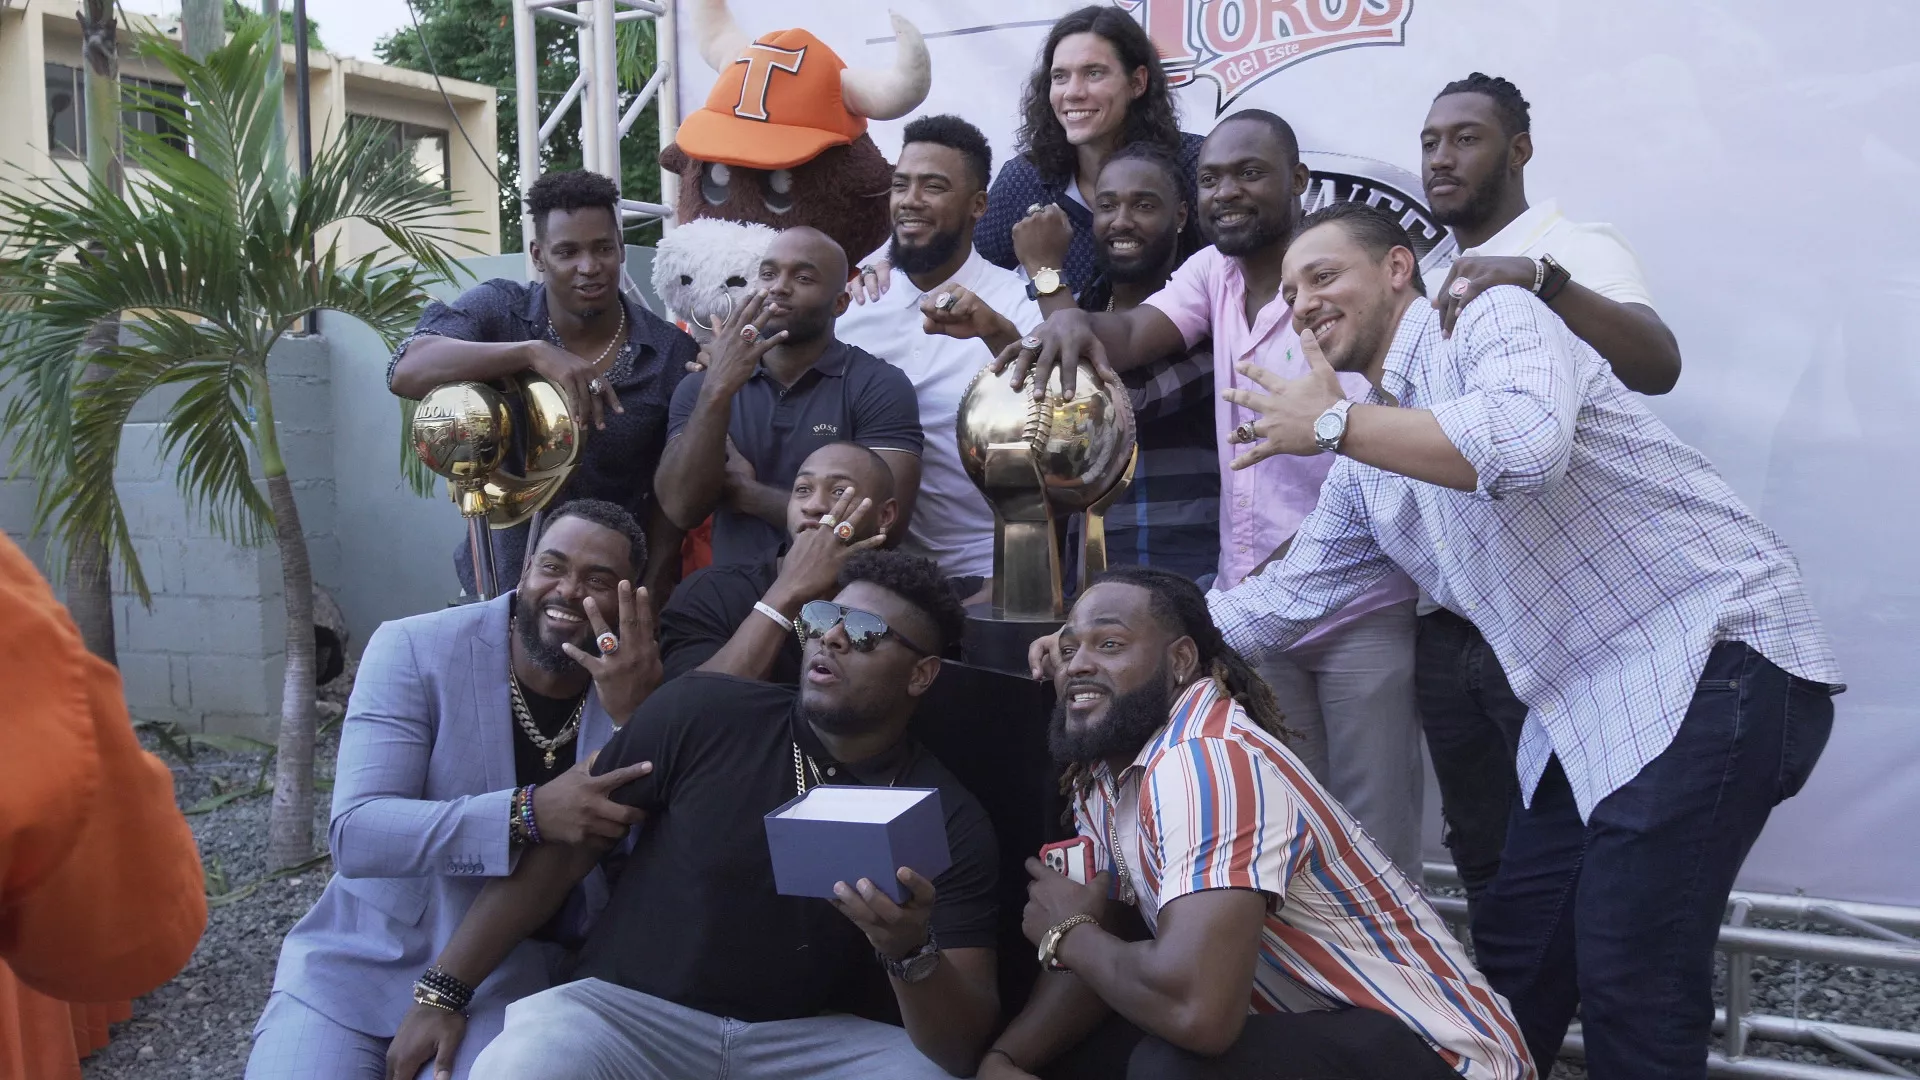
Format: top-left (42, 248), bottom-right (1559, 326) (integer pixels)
top-left (512, 683), bottom-right (581, 787)
top-left (657, 557), bottom-right (803, 686)
top-left (582, 673), bottom-right (999, 1022)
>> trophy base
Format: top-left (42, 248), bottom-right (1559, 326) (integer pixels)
top-left (962, 604), bottom-right (1063, 676)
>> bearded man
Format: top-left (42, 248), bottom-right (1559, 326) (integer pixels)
top-left (248, 500), bottom-right (663, 1080)
top-left (994, 567), bottom-right (1531, 1080)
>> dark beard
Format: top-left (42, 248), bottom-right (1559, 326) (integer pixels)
top-left (513, 592), bottom-right (585, 674)
top-left (797, 697), bottom-right (887, 739)
top-left (1094, 228), bottom-right (1180, 287)
top-left (1049, 664), bottom-right (1175, 768)
top-left (1209, 214), bottom-right (1289, 258)
top-left (889, 227), bottom-right (964, 276)
top-left (1432, 173), bottom-right (1508, 231)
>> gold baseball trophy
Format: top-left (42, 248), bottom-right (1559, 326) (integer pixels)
top-left (409, 375), bottom-right (582, 599)
top-left (955, 363), bottom-right (1136, 672)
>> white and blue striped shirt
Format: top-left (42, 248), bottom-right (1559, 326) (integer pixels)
top-left (1211, 288), bottom-right (1842, 819)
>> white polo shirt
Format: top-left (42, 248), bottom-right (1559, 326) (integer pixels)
top-left (1449, 198), bottom-right (1656, 308)
top-left (836, 248), bottom-right (1043, 580)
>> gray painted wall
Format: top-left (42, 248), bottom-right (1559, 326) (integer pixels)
top-left (0, 247), bottom-right (662, 737)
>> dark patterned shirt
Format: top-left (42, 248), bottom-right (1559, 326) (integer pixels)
top-left (391, 279), bottom-right (696, 593)
top-left (1082, 278), bottom-right (1220, 583)
top-left (976, 132), bottom-right (1207, 297)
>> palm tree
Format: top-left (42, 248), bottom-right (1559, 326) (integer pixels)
top-left (0, 23), bottom-right (474, 868)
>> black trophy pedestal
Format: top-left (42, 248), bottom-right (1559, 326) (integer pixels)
top-left (961, 602), bottom-right (1062, 677)
top-left (911, 646), bottom-right (1068, 1014)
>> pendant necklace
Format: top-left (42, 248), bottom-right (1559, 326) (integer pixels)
top-left (508, 617), bottom-right (585, 769)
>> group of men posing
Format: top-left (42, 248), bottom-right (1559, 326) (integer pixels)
top-left (248, 57), bottom-right (1840, 1080)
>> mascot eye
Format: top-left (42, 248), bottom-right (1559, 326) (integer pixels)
top-left (701, 162), bottom-right (731, 206)
top-left (679, 274), bottom-right (693, 286)
top-left (763, 169), bottom-right (795, 214)
top-left (725, 275), bottom-right (747, 288)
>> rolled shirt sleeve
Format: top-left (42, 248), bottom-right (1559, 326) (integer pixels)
top-left (387, 280), bottom-right (530, 390)
top-left (1424, 286), bottom-right (1583, 501)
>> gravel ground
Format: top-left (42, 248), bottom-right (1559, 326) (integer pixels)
top-left (82, 664), bottom-right (351, 1080)
top-left (82, 655), bottom-right (1918, 1078)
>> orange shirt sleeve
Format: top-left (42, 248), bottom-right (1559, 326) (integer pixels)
top-left (0, 534), bottom-right (206, 1003)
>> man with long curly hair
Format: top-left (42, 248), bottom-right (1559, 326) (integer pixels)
top-left (985, 567), bottom-right (1532, 1080)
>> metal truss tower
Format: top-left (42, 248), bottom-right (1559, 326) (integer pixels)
top-left (509, 0), bottom-right (678, 259)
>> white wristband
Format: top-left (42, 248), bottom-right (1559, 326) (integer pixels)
top-left (753, 601), bottom-right (793, 633)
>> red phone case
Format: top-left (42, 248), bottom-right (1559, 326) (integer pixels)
top-left (1040, 837), bottom-right (1096, 884)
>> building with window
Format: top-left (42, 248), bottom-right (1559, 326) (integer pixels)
top-left (1, 0), bottom-right (502, 259)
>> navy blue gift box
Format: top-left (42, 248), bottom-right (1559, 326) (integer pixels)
top-left (764, 785), bottom-right (951, 904)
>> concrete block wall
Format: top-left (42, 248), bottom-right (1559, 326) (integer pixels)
top-left (105, 333), bottom-right (339, 736)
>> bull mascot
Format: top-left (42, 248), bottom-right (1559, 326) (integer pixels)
top-left (651, 0), bottom-right (930, 331)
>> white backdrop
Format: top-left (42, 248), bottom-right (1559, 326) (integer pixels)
top-left (672, 0), bottom-right (1920, 905)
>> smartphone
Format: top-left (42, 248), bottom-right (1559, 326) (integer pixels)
top-left (1040, 836), bottom-right (1095, 884)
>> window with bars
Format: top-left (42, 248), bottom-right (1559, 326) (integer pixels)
top-left (44, 63), bottom-right (189, 158)
top-left (347, 115), bottom-right (451, 192)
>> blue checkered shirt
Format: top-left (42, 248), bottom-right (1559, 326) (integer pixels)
top-left (1211, 288), bottom-right (1842, 820)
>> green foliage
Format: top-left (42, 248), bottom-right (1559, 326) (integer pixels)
top-left (224, 0), bottom-right (324, 52)
top-left (375, 0), bottom-right (663, 253)
top-left (0, 23), bottom-right (476, 601)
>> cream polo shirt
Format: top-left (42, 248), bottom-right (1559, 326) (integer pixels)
top-left (1452, 198), bottom-right (1656, 308)
top-left (836, 248), bottom-right (1042, 580)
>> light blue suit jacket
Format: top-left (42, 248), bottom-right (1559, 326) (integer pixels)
top-left (268, 592), bottom-right (617, 1037)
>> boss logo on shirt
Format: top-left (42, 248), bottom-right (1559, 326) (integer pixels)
top-left (812, 423), bottom-right (839, 435)
top-left (1131, 0), bottom-right (1415, 109)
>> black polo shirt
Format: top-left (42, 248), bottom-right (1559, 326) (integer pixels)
top-left (657, 556), bottom-right (804, 686)
top-left (582, 673), bottom-right (998, 1023)
top-left (667, 339), bottom-right (922, 567)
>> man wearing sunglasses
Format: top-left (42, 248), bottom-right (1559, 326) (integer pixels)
top-left (389, 551), bottom-right (1003, 1080)
top-left (659, 441), bottom-right (899, 687)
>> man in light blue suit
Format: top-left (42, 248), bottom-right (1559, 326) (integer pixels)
top-left (247, 499), bottom-right (665, 1080)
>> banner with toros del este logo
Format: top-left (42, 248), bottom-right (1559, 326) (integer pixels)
top-left (671, 0), bottom-right (1920, 907)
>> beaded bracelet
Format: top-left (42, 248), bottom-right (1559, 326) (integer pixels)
top-left (413, 966), bottom-right (475, 1014)
top-left (516, 784), bottom-right (543, 846)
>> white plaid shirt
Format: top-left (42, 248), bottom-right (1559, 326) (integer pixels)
top-left (1212, 289), bottom-right (1842, 819)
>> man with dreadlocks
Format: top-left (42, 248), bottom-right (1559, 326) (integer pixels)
top-left (979, 567), bottom-right (1532, 1080)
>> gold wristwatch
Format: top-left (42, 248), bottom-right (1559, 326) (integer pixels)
top-left (1026, 266), bottom-right (1064, 301)
top-left (1037, 912), bottom-right (1098, 972)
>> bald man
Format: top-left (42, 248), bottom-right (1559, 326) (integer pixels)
top-left (656, 228), bottom-right (925, 567)
top-left (660, 441), bottom-right (900, 687)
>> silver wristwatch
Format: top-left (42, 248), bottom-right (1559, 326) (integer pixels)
top-left (882, 930), bottom-right (942, 984)
top-left (1313, 399), bottom-right (1354, 454)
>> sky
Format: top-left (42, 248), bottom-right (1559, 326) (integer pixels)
top-left (116, 0), bottom-right (414, 63)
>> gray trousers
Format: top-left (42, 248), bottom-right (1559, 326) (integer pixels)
top-left (246, 990), bottom-right (501, 1080)
top-left (1256, 599), bottom-right (1425, 879)
top-left (470, 978), bottom-right (954, 1080)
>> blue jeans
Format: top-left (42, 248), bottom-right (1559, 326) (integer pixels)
top-left (1416, 609), bottom-right (1530, 917)
top-left (1472, 642), bottom-right (1834, 1079)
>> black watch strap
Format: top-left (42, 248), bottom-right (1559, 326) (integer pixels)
top-left (882, 928), bottom-right (940, 982)
top-left (1538, 253), bottom-right (1573, 304)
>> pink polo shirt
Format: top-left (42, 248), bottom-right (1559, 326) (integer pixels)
top-left (1144, 246), bottom-right (1416, 644)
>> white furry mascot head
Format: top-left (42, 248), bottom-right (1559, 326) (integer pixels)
top-left (650, 218), bottom-right (778, 344)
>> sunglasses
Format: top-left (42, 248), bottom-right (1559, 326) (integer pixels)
top-left (797, 600), bottom-right (935, 657)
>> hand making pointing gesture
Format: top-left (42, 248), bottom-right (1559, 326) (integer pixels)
top-left (1218, 326), bottom-right (1348, 469)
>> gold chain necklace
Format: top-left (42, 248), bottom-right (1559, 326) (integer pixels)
top-left (1106, 782), bottom-right (1138, 905)
top-left (562, 302), bottom-right (626, 369)
top-left (791, 742), bottom-right (910, 798)
top-left (508, 618), bottom-right (586, 769)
